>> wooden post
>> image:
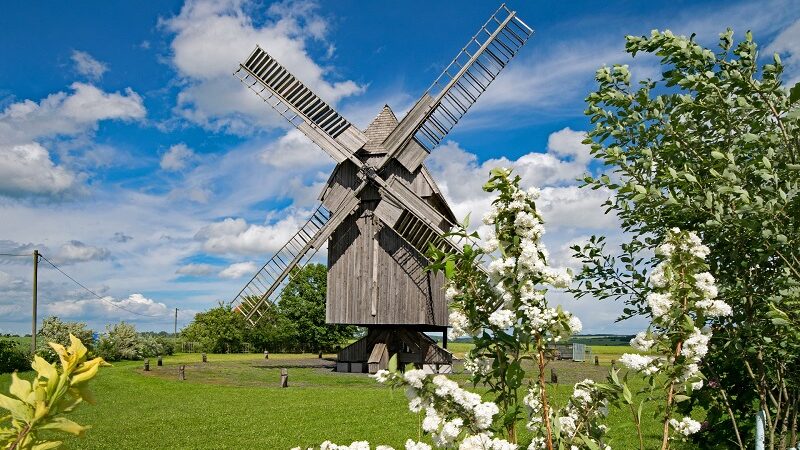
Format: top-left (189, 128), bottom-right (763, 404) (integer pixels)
top-left (202, 353), bottom-right (207, 363)
top-left (144, 359), bottom-right (150, 371)
top-left (178, 365), bottom-right (185, 380)
top-left (611, 359), bottom-right (616, 369)
top-left (279, 368), bottom-right (288, 388)
top-left (31, 249), bottom-right (39, 354)
top-left (550, 367), bottom-right (558, 384)
top-left (264, 350), bottom-right (269, 359)
top-left (594, 355), bottom-right (599, 366)
top-left (318, 351), bottom-right (323, 359)
top-left (157, 356), bottom-right (163, 366)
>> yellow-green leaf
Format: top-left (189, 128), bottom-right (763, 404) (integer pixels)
top-left (0, 393), bottom-right (32, 421)
top-left (39, 417), bottom-right (89, 436)
top-left (9, 373), bottom-right (32, 404)
top-left (31, 441), bottom-right (63, 450)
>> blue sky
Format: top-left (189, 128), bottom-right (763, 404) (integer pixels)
top-left (1, 0), bottom-right (798, 335)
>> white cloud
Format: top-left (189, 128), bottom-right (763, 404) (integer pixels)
top-left (176, 263), bottom-right (217, 276)
top-left (0, 143), bottom-right (82, 197)
top-left (54, 240), bottom-right (111, 264)
top-left (160, 143), bottom-right (196, 171)
top-left (766, 18), bottom-right (800, 85)
top-left (219, 261), bottom-right (257, 279)
top-left (71, 50), bottom-right (108, 80)
top-left (43, 293), bottom-right (171, 320)
top-left (0, 82), bottom-right (145, 146)
top-left (195, 213), bottom-right (307, 255)
top-left (162, 0), bottom-right (365, 133)
top-left (260, 128), bottom-right (329, 168)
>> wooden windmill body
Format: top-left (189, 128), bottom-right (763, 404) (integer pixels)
top-left (230, 4), bottom-right (533, 373)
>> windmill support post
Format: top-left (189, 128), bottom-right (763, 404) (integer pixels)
top-left (31, 249), bottom-right (39, 354)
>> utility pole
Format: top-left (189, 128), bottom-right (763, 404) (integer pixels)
top-left (174, 308), bottom-right (178, 336)
top-left (31, 249), bottom-right (39, 354)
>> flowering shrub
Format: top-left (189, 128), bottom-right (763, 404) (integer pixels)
top-left (296, 169), bottom-right (619, 450)
top-left (618, 228), bottom-right (730, 449)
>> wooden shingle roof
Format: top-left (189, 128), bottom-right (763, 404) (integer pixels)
top-left (362, 105), bottom-right (398, 153)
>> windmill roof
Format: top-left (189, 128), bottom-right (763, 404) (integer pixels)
top-left (362, 104), bottom-right (398, 153)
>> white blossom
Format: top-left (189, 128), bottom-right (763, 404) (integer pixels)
top-left (696, 299), bottom-right (732, 317)
top-left (488, 309), bottom-right (515, 329)
top-left (649, 263), bottom-right (668, 288)
top-left (647, 292), bottom-right (673, 318)
top-left (669, 417), bottom-right (701, 436)
top-left (681, 328), bottom-right (710, 361)
top-left (630, 331), bottom-right (655, 352)
top-left (567, 315), bottom-right (583, 334)
top-left (693, 272), bottom-right (718, 299)
top-left (405, 441), bottom-right (432, 450)
top-left (620, 353), bottom-right (659, 375)
top-left (449, 311), bottom-right (471, 338)
top-left (404, 369), bottom-right (427, 389)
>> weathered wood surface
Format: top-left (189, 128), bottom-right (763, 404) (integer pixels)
top-left (279, 368), bottom-right (289, 388)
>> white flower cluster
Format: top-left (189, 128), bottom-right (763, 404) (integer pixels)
top-left (458, 433), bottom-right (518, 450)
top-left (669, 417), bottom-right (702, 436)
top-left (488, 308), bottom-right (516, 329)
top-left (646, 292), bottom-right (673, 318)
top-left (557, 380), bottom-right (610, 448)
top-left (374, 369), bottom-right (508, 448)
top-left (523, 387), bottom-right (543, 431)
top-left (298, 440), bottom-right (435, 450)
top-left (463, 354), bottom-right (493, 376)
top-left (681, 328), bottom-right (710, 360)
top-left (630, 331), bottom-right (654, 352)
top-left (619, 353), bottom-right (659, 375)
top-left (449, 311), bottom-right (472, 339)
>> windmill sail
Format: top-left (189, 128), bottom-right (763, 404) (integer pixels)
top-left (235, 46), bottom-right (367, 164)
top-left (383, 4), bottom-right (533, 171)
top-left (232, 194), bottom-right (360, 325)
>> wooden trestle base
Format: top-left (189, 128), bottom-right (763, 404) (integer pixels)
top-left (336, 327), bottom-right (453, 374)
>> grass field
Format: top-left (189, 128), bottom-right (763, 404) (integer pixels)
top-left (0, 346), bottom-right (694, 449)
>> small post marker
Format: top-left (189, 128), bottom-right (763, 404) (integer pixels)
top-left (157, 356), bottom-right (163, 367)
top-left (264, 350), bottom-right (269, 360)
top-left (594, 356), bottom-right (599, 366)
top-left (202, 353), bottom-right (207, 363)
top-left (318, 351), bottom-right (323, 359)
top-left (280, 368), bottom-right (289, 388)
top-left (550, 368), bottom-right (558, 384)
top-left (144, 359), bottom-right (150, 371)
top-left (178, 365), bottom-right (186, 380)
top-left (611, 359), bottom-right (616, 369)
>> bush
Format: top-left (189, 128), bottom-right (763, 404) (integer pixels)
top-left (156, 337), bottom-right (175, 355)
top-left (96, 322), bottom-right (142, 361)
top-left (36, 316), bottom-right (94, 362)
top-left (0, 340), bottom-right (30, 374)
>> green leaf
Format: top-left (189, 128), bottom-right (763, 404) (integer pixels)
top-left (684, 173), bottom-right (697, 183)
top-left (444, 259), bottom-right (455, 278)
top-left (387, 354), bottom-right (398, 373)
top-left (711, 151), bottom-right (725, 160)
top-left (790, 81), bottom-right (800, 103)
top-left (31, 442), bottom-right (63, 450)
top-left (674, 394), bottom-right (691, 403)
top-left (622, 383), bottom-right (633, 404)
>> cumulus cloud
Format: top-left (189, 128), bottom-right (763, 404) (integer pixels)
top-left (194, 213), bottom-right (307, 255)
top-left (0, 82), bottom-right (145, 146)
top-left (160, 143), bottom-right (196, 171)
top-left (112, 232), bottom-right (133, 243)
top-left (219, 261), bottom-right (257, 279)
top-left (260, 128), bottom-right (329, 168)
top-left (71, 50), bottom-right (108, 80)
top-left (42, 293), bottom-right (170, 319)
top-left (0, 143), bottom-right (82, 197)
top-left (766, 18), bottom-right (800, 84)
top-left (161, 0), bottom-right (365, 133)
top-left (176, 263), bottom-right (217, 276)
top-left (53, 240), bottom-right (111, 264)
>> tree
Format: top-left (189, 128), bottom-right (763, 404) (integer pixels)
top-left (181, 303), bottom-right (246, 353)
top-left (36, 317), bottom-right (94, 363)
top-left (573, 29), bottom-right (800, 449)
top-left (96, 322), bottom-right (142, 361)
top-left (278, 264), bottom-right (356, 353)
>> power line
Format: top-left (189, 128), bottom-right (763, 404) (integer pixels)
top-left (38, 253), bottom-right (170, 318)
top-left (0, 253), bottom-right (31, 257)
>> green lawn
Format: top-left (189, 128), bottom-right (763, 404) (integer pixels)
top-left (0, 348), bottom-right (693, 449)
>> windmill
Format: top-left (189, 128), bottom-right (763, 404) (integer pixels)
top-left (231, 4), bottom-right (533, 373)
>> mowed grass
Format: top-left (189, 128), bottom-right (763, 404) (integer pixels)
top-left (0, 347), bottom-right (693, 449)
